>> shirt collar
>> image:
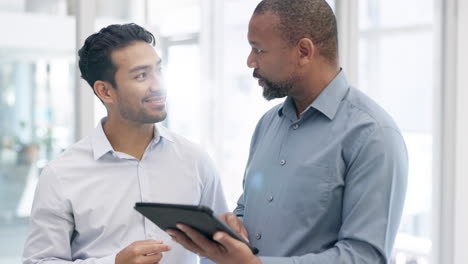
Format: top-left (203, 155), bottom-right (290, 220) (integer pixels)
top-left (92, 119), bottom-right (113, 160)
top-left (91, 118), bottom-right (174, 160)
top-left (279, 69), bottom-right (350, 121)
top-left (154, 123), bottom-right (175, 143)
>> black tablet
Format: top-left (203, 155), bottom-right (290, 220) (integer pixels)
top-left (134, 202), bottom-right (259, 254)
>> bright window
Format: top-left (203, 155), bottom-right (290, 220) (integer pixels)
top-left (358, 0), bottom-right (434, 262)
top-left (0, 1), bottom-right (439, 263)
top-left (0, 2), bottom-right (76, 263)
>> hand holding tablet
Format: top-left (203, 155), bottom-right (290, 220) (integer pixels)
top-left (134, 202), bottom-right (259, 255)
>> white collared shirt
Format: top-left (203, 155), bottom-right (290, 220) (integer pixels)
top-left (23, 120), bottom-right (228, 264)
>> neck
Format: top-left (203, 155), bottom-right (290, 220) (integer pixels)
top-left (291, 63), bottom-right (340, 118)
top-left (102, 115), bottom-right (155, 160)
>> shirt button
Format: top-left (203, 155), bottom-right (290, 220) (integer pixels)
top-left (280, 159), bottom-right (286, 166)
top-left (293, 124), bottom-right (299, 130)
top-left (255, 233), bottom-right (262, 240)
top-left (267, 196), bottom-right (274, 202)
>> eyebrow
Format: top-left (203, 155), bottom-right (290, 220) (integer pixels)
top-left (128, 59), bottom-right (163, 74)
top-left (249, 41), bottom-right (258, 46)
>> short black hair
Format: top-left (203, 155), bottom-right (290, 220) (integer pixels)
top-left (78, 23), bottom-right (155, 93)
top-left (254, 0), bottom-right (338, 63)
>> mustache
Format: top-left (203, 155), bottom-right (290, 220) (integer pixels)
top-left (253, 70), bottom-right (263, 80)
top-left (142, 91), bottom-right (166, 101)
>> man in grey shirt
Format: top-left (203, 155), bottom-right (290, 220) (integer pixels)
top-left (169, 0), bottom-right (408, 263)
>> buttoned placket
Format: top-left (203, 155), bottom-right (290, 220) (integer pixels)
top-left (139, 142), bottom-right (156, 240)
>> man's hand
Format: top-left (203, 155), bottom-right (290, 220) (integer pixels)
top-left (115, 240), bottom-right (171, 264)
top-left (218, 213), bottom-right (249, 242)
top-left (167, 213), bottom-right (260, 264)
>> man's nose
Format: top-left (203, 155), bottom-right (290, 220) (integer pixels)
top-left (247, 51), bottom-right (258, 69)
top-left (149, 74), bottom-right (162, 92)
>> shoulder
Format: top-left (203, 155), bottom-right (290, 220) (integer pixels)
top-left (343, 86), bottom-right (400, 131)
top-left (338, 87), bottom-right (406, 158)
top-left (35, 136), bottom-right (93, 198)
top-left (341, 87), bottom-right (406, 157)
top-left (159, 127), bottom-right (219, 186)
top-left (44, 136), bottom-right (93, 175)
top-left (157, 125), bottom-right (214, 167)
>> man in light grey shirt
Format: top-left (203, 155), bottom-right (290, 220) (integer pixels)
top-left (169, 1), bottom-right (408, 264)
top-left (23, 23), bottom-right (228, 264)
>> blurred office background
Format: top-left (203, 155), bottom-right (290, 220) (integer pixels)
top-left (1, 0), bottom-right (468, 263)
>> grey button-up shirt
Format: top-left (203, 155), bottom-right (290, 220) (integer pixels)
top-left (234, 71), bottom-right (408, 264)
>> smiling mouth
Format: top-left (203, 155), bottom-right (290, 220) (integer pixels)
top-left (144, 97), bottom-right (164, 103)
top-left (144, 96), bottom-right (166, 108)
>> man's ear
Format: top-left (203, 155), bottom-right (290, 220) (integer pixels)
top-left (297, 38), bottom-right (315, 66)
top-left (93, 80), bottom-right (115, 105)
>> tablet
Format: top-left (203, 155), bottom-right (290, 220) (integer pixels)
top-left (134, 202), bottom-right (259, 254)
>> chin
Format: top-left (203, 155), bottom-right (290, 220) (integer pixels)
top-left (150, 112), bottom-right (168, 123)
top-left (135, 110), bottom-right (166, 124)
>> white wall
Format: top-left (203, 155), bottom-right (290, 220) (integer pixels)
top-left (454, 0), bottom-right (468, 262)
top-left (436, 0), bottom-right (468, 263)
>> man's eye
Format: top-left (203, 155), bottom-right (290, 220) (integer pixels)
top-left (136, 72), bottom-right (147, 79)
top-left (254, 48), bottom-right (264, 54)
